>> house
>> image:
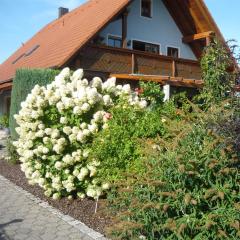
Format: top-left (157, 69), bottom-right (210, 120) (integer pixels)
top-left (0, 0), bottom-right (229, 115)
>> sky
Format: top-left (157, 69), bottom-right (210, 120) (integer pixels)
top-left (0, 0), bottom-right (239, 64)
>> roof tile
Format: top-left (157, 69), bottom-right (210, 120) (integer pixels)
top-left (0, 0), bottom-right (130, 82)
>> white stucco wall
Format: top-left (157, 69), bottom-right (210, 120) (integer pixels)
top-left (99, 0), bottom-right (196, 60)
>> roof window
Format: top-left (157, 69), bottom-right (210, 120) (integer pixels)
top-left (12, 54), bottom-right (25, 64)
top-left (12, 44), bottom-right (40, 64)
top-left (25, 45), bottom-right (40, 56)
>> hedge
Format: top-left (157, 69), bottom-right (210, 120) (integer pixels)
top-left (9, 68), bottom-right (59, 139)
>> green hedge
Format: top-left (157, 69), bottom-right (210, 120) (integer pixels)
top-left (9, 68), bottom-right (59, 139)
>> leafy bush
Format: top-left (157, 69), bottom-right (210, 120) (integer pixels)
top-left (90, 81), bottom-right (166, 183)
top-left (91, 104), bottom-right (166, 183)
top-left (10, 68), bottom-right (59, 139)
top-left (14, 68), bottom-right (147, 200)
top-left (138, 81), bottom-right (164, 107)
top-left (0, 115), bottom-right (9, 128)
top-left (106, 103), bottom-right (240, 240)
top-left (6, 138), bottom-right (19, 164)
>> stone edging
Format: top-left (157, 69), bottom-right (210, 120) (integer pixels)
top-left (0, 174), bottom-right (107, 240)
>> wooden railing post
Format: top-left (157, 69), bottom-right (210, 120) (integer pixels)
top-left (132, 53), bottom-right (135, 74)
top-left (172, 60), bottom-right (176, 77)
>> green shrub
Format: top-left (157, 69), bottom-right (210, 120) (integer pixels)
top-left (138, 81), bottom-right (164, 107)
top-left (9, 68), bottom-right (59, 139)
top-left (90, 82), bottom-right (166, 183)
top-left (91, 105), bottom-right (166, 182)
top-left (6, 138), bottom-right (19, 164)
top-left (0, 115), bottom-right (9, 128)
top-left (106, 103), bottom-right (240, 240)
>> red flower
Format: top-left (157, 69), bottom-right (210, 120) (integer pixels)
top-left (104, 113), bottom-right (112, 120)
top-left (135, 88), bottom-right (144, 95)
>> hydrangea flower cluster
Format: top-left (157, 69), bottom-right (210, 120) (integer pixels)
top-left (14, 68), bottom-right (147, 199)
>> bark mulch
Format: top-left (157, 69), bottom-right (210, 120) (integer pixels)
top-left (0, 152), bottom-right (111, 235)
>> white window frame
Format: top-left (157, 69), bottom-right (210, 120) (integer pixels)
top-left (166, 45), bottom-right (181, 58)
top-left (131, 38), bottom-right (161, 55)
top-left (140, 0), bottom-right (153, 19)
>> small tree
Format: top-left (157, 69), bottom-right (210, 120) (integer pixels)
top-left (200, 38), bottom-right (234, 105)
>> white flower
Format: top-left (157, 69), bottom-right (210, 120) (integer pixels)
top-left (52, 193), bottom-right (61, 200)
top-left (103, 95), bottom-right (112, 106)
top-left (63, 126), bottom-right (72, 135)
top-left (60, 117), bottom-right (68, 124)
top-left (42, 147), bottom-right (49, 154)
top-left (138, 100), bottom-right (148, 109)
top-left (102, 183), bottom-right (110, 190)
top-left (81, 103), bottom-right (90, 112)
top-left (88, 124), bottom-right (98, 133)
top-left (72, 127), bottom-right (80, 134)
top-left (72, 69), bottom-right (84, 81)
top-left (77, 131), bottom-right (85, 142)
top-left (91, 77), bottom-right (102, 90)
top-left (59, 67), bottom-right (70, 79)
top-left (80, 122), bottom-right (88, 130)
top-left (69, 134), bottom-right (77, 142)
top-left (122, 84), bottom-right (131, 94)
top-left (55, 161), bottom-right (63, 170)
top-left (77, 192), bottom-right (86, 199)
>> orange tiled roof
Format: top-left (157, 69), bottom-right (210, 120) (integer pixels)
top-left (0, 0), bottom-right (130, 83)
top-left (0, 0), bottom-right (229, 84)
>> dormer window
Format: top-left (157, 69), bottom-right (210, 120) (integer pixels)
top-left (141, 0), bottom-right (152, 18)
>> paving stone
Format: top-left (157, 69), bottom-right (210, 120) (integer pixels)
top-left (0, 174), bottom-right (106, 240)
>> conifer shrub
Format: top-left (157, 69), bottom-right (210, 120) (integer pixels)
top-left (9, 68), bottom-right (59, 139)
top-left (106, 102), bottom-right (240, 240)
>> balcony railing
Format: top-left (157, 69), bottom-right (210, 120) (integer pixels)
top-left (75, 44), bottom-right (202, 81)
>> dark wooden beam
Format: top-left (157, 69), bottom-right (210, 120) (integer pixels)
top-left (183, 31), bottom-right (214, 43)
top-left (122, 11), bottom-right (128, 48)
top-left (0, 81), bottom-right (12, 90)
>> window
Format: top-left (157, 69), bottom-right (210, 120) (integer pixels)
top-left (108, 35), bottom-right (122, 48)
top-left (4, 96), bottom-right (11, 115)
top-left (167, 47), bottom-right (179, 58)
top-left (25, 45), bottom-right (40, 56)
top-left (132, 40), bottom-right (159, 54)
top-left (12, 54), bottom-right (25, 64)
top-left (12, 44), bottom-right (40, 65)
top-left (141, 0), bottom-right (152, 18)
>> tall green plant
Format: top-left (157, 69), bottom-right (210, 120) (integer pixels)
top-left (200, 38), bottom-right (234, 105)
top-left (106, 103), bottom-right (240, 240)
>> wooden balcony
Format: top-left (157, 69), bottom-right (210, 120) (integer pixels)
top-left (73, 44), bottom-right (203, 88)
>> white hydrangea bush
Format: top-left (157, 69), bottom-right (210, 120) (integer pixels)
top-left (14, 68), bottom-right (147, 200)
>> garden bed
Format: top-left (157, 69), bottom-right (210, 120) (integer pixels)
top-left (0, 156), bottom-right (110, 235)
